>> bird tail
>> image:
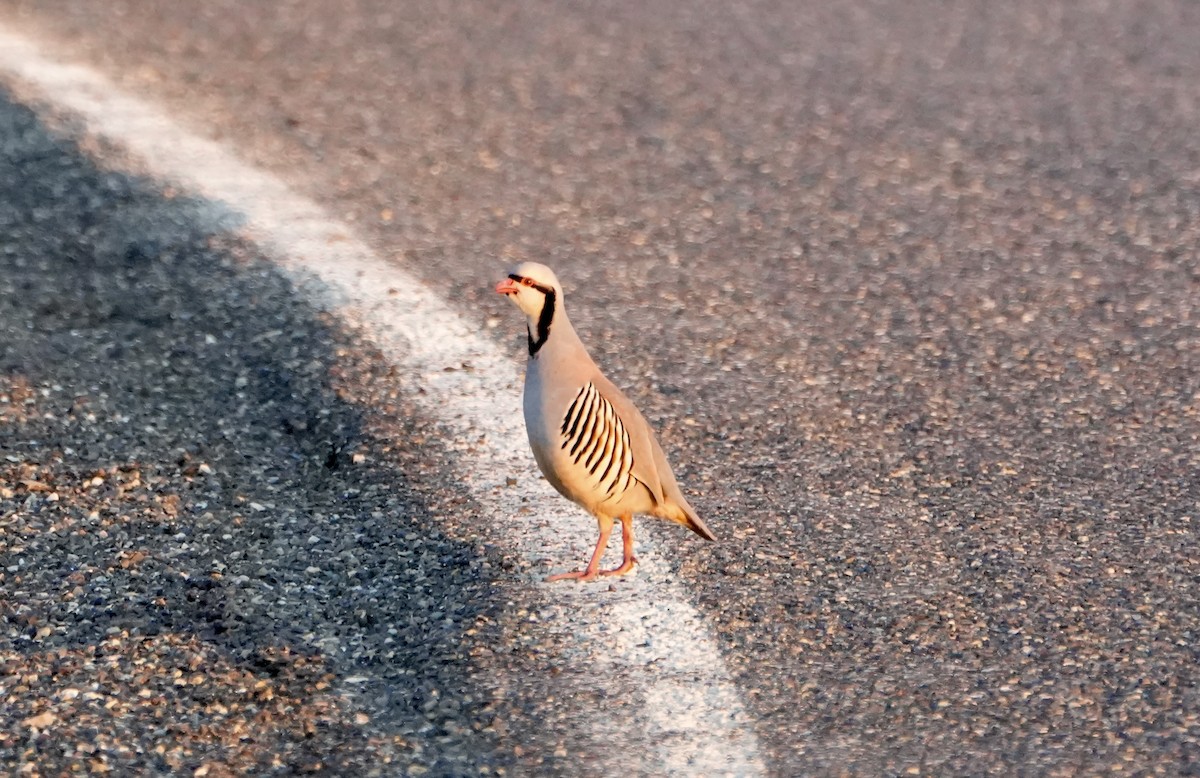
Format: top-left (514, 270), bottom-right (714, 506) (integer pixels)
top-left (668, 496), bottom-right (717, 542)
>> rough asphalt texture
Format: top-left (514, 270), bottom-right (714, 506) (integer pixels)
top-left (1, 0), bottom-right (1199, 775)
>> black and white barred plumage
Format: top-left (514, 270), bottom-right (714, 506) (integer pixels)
top-left (560, 382), bottom-right (636, 500)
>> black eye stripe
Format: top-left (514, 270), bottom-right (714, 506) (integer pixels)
top-left (509, 274), bottom-right (555, 296)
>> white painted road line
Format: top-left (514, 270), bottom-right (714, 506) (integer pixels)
top-left (0, 24), bottom-right (766, 776)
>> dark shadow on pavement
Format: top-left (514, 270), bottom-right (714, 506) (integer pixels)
top-left (0, 88), bottom-right (527, 775)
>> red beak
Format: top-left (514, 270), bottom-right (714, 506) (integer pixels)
top-left (495, 277), bottom-right (519, 295)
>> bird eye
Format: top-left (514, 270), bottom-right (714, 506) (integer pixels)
top-left (521, 277), bottom-right (534, 287)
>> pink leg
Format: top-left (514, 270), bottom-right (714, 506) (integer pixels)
top-left (600, 514), bottom-right (638, 576)
top-left (547, 515), bottom-right (614, 582)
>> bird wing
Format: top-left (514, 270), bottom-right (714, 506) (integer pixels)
top-left (558, 376), bottom-right (666, 507)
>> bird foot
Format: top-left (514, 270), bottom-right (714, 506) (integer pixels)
top-left (546, 568), bottom-right (601, 583)
top-left (600, 557), bottom-right (639, 577)
top-left (546, 557), bottom-right (638, 582)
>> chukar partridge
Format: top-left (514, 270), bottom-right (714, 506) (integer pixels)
top-left (495, 262), bottom-right (715, 581)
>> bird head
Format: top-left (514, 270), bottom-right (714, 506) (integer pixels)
top-left (496, 262), bottom-right (563, 356)
top-left (495, 262), bottom-right (561, 320)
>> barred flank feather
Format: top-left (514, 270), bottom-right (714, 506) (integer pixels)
top-left (561, 383), bottom-right (636, 500)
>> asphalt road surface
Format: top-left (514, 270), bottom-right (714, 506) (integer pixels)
top-left (2, 1), bottom-right (1198, 775)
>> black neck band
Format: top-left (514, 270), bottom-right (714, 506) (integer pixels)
top-left (527, 289), bottom-right (556, 357)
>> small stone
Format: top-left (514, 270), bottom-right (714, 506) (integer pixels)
top-left (22, 711), bottom-right (56, 730)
